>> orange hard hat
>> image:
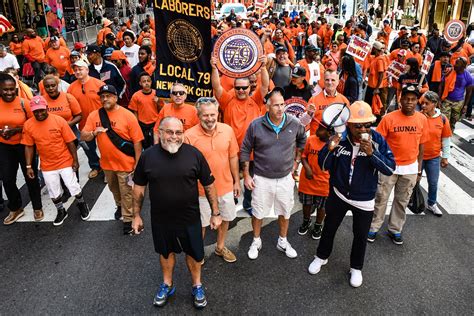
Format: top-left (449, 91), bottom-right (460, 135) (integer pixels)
top-left (347, 101), bottom-right (376, 123)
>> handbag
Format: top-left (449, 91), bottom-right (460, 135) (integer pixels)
top-left (407, 182), bottom-right (425, 214)
top-left (22, 62), bottom-right (34, 78)
top-left (98, 108), bottom-right (135, 157)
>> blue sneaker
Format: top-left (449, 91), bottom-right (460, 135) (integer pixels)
top-left (367, 231), bottom-right (377, 243)
top-left (153, 283), bottom-right (175, 307)
top-left (192, 285), bottom-right (207, 309)
top-left (389, 232), bottom-right (403, 245)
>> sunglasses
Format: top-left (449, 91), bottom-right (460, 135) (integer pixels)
top-left (235, 86), bottom-right (249, 91)
top-left (171, 91), bottom-right (186, 96)
top-left (354, 123), bottom-right (372, 129)
top-left (196, 97), bottom-right (217, 103)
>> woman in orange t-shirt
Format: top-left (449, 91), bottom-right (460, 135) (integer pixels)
top-left (0, 73), bottom-right (42, 224)
top-left (420, 92), bottom-right (452, 215)
top-left (322, 41), bottom-right (340, 71)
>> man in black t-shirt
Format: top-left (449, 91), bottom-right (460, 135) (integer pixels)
top-left (132, 117), bottom-right (221, 310)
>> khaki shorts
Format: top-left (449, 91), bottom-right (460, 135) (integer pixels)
top-left (251, 173), bottom-right (295, 220)
top-left (199, 191), bottom-right (236, 227)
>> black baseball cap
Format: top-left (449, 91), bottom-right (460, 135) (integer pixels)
top-left (401, 84), bottom-right (420, 97)
top-left (304, 44), bottom-right (317, 52)
top-left (86, 45), bottom-right (100, 54)
top-left (439, 51), bottom-right (452, 58)
top-left (98, 84), bottom-right (118, 96)
top-left (292, 66), bottom-right (306, 78)
top-left (263, 87), bottom-right (285, 103)
top-left (275, 46), bottom-right (288, 54)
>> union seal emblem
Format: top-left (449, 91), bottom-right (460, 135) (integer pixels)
top-left (213, 28), bottom-right (264, 78)
top-left (167, 19), bottom-right (204, 63)
top-left (444, 20), bottom-right (465, 43)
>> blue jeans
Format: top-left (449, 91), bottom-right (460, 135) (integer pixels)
top-left (83, 139), bottom-right (101, 170)
top-left (422, 157), bottom-right (441, 206)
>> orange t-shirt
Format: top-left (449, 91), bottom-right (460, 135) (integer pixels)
top-left (83, 107), bottom-right (144, 172)
top-left (43, 37), bottom-right (67, 50)
top-left (184, 122), bottom-right (239, 196)
top-left (298, 135), bottom-right (330, 197)
top-left (409, 35), bottom-right (426, 50)
top-left (18, 81), bottom-right (33, 101)
top-left (376, 110), bottom-right (429, 166)
top-left (45, 46), bottom-right (71, 76)
top-left (307, 92), bottom-right (350, 135)
top-left (9, 42), bottom-right (22, 55)
top-left (67, 77), bottom-right (104, 130)
top-left (21, 114), bottom-right (76, 171)
top-left (450, 50), bottom-right (469, 67)
top-left (368, 55), bottom-right (388, 88)
top-left (43, 92), bottom-right (82, 122)
top-left (0, 97), bottom-right (32, 145)
top-left (22, 37), bottom-right (45, 62)
top-left (411, 52), bottom-right (423, 66)
top-left (423, 114), bottom-right (452, 160)
top-left (128, 90), bottom-right (159, 124)
top-left (462, 42), bottom-right (474, 58)
top-left (217, 89), bottom-right (265, 148)
top-left (153, 103), bottom-right (199, 132)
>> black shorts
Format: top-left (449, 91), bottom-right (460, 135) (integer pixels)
top-left (151, 221), bottom-right (204, 262)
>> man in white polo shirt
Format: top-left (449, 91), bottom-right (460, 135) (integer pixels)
top-left (0, 45), bottom-right (20, 72)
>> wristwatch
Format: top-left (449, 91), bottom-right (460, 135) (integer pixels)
top-left (26, 165), bottom-right (32, 169)
top-left (211, 212), bottom-right (221, 217)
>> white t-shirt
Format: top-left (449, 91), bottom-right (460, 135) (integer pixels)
top-left (0, 53), bottom-right (20, 71)
top-left (121, 44), bottom-right (140, 68)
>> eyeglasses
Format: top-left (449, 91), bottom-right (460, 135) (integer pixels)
top-left (159, 129), bottom-right (184, 136)
top-left (235, 86), bottom-right (249, 91)
top-left (354, 123), bottom-right (372, 129)
top-left (171, 91), bottom-right (186, 96)
top-left (81, 84), bottom-right (85, 94)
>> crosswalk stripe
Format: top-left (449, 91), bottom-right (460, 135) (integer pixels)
top-left (4, 120), bottom-right (473, 222)
top-left (16, 148), bottom-right (91, 222)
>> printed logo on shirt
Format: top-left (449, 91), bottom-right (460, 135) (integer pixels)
top-left (393, 125), bottom-right (418, 133)
top-left (125, 52), bottom-right (134, 57)
top-left (95, 121), bottom-right (116, 127)
top-left (49, 128), bottom-right (61, 134)
top-left (100, 71), bottom-right (111, 81)
top-left (48, 106), bottom-right (63, 113)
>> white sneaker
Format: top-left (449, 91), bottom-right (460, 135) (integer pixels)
top-left (276, 240), bottom-right (298, 258)
top-left (426, 203), bottom-right (443, 217)
top-left (308, 256), bottom-right (328, 275)
top-left (349, 268), bottom-right (363, 288)
top-left (248, 238), bottom-right (262, 260)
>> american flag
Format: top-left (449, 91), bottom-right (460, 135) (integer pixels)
top-left (0, 14), bottom-right (15, 36)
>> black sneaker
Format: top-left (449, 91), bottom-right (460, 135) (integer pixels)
top-left (192, 285), bottom-right (207, 309)
top-left (123, 221), bottom-right (133, 235)
top-left (78, 202), bottom-right (91, 221)
top-left (367, 231), bottom-right (377, 243)
top-left (153, 283), bottom-right (175, 307)
top-left (298, 219), bottom-right (312, 235)
top-left (389, 232), bottom-right (403, 245)
top-left (311, 223), bottom-right (323, 240)
top-left (53, 208), bottom-right (68, 226)
top-left (114, 206), bottom-right (122, 220)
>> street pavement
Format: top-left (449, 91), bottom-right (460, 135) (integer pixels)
top-left (0, 119), bottom-right (472, 314)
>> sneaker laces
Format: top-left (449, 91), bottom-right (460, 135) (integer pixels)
top-left (157, 283), bottom-right (170, 298)
top-left (193, 286), bottom-right (205, 299)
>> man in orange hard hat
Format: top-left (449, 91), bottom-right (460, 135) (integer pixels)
top-left (308, 101), bottom-right (395, 288)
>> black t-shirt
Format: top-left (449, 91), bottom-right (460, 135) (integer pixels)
top-left (133, 143), bottom-right (214, 226)
top-left (283, 81), bottom-right (313, 101)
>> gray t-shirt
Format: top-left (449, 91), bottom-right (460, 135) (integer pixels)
top-left (272, 64), bottom-right (292, 89)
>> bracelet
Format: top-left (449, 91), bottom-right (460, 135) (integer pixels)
top-left (26, 165), bottom-right (32, 169)
top-left (211, 213), bottom-right (221, 217)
